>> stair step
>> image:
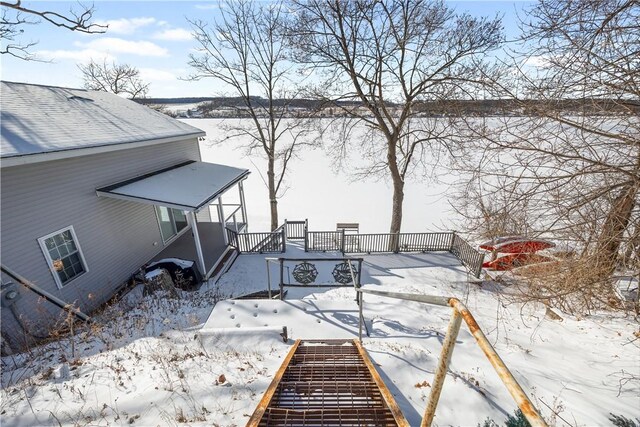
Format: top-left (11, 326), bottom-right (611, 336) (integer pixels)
top-left (248, 339), bottom-right (409, 426)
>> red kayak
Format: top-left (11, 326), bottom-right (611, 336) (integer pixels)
top-left (482, 253), bottom-right (554, 271)
top-left (479, 236), bottom-right (523, 251)
top-left (480, 236), bottom-right (555, 253)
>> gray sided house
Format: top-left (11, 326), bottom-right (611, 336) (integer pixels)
top-left (0, 81), bottom-right (249, 354)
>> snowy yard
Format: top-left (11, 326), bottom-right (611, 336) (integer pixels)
top-left (1, 242), bottom-right (637, 426)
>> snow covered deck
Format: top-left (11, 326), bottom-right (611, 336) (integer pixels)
top-left (203, 242), bottom-right (468, 340)
top-left (213, 241), bottom-right (468, 298)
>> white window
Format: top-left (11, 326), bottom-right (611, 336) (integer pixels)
top-left (38, 226), bottom-right (88, 289)
top-left (155, 206), bottom-right (188, 243)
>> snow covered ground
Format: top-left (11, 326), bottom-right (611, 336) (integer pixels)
top-left (2, 243), bottom-right (637, 426)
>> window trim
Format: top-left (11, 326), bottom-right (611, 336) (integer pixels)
top-left (38, 225), bottom-right (89, 290)
top-left (154, 206), bottom-right (191, 245)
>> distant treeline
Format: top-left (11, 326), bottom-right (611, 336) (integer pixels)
top-left (414, 99), bottom-right (639, 115)
top-left (135, 96), bottom-right (360, 109)
top-left (135, 97), bottom-right (638, 117)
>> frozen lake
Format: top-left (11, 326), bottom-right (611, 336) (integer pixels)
top-left (184, 118), bottom-right (458, 233)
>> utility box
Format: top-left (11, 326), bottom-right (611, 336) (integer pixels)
top-left (0, 282), bottom-right (21, 307)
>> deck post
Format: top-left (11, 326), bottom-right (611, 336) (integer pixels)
top-left (266, 260), bottom-right (272, 299)
top-left (358, 292), bottom-right (363, 342)
top-left (279, 259), bottom-right (284, 300)
top-left (239, 180), bottom-right (248, 231)
top-left (188, 211), bottom-right (207, 276)
top-left (283, 219), bottom-right (288, 241)
top-left (281, 227), bottom-right (286, 252)
top-left (217, 196), bottom-right (228, 245)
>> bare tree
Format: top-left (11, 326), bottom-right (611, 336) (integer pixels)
top-left (1, 1), bottom-right (106, 60)
top-left (188, 0), bottom-right (312, 231)
top-left (453, 0), bottom-right (639, 312)
top-left (78, 59), bottom-right (150, 99)
top-left (287, 0), bottom-right (502, 234)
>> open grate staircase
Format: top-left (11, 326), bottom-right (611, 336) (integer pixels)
top-left (247, 339), bottom-right (409, 426)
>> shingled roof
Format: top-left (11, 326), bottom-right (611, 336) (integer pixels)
top-left (1, 81), bottom-right (205, 165)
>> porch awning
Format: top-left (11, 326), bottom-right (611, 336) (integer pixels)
top-left (96, 160), bottom-right (250, 212)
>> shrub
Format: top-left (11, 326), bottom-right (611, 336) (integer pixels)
top-left (478, 410), bottom-right (531, 427)
top-left (609, 414), bottom-right (640, 427)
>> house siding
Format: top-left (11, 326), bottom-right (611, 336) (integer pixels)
top-left (1, 138), bottom-right (201, 344)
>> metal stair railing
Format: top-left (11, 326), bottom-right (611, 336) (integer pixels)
top-left (354, 287), bottom-right (548, 427)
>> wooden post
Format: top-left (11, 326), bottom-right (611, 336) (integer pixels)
top-left (188, 211), bottom-right (207, 275)
top-left (449, 231), bottom-right (456, 251)
top-left (217, 196), bottom-right (228, 245)
top-left (279, 259), bottom-right (284, 300)
top-left (266, 259), bottom-right (272, 299)
top-left (422, 308), bottom-right (462, 426)
top-left (476, 253), bottom-right (485, 278)
top-left (239, 180), bottom-right (248, 232)
top-left (358, 291), bottom-right (363, 343)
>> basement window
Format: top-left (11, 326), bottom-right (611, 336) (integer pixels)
top-left (38, 226), bottom-right (88, 289)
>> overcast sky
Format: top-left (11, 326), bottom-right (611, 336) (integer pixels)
top-left (1, 1), bottom-right (533, 98)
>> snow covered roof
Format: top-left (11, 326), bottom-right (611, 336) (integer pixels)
top-left (0, 81), bottom-right (205, 166)
top-left (96, 160), bottom-right (250, 211)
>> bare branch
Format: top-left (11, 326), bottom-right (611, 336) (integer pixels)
top-left (0, 1), bottom-right (106, 60)
top-left (188, 0), bottom-right (314, 230)
top-left (78, 59), bottom-right (150, 99)
top-left (450, 0), bottom-right (639, 313)
top-left (287, 0), bottom-right (503, 233)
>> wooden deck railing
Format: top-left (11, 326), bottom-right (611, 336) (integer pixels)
top-left (284, 219), bottom-right (307, 240)
top-left (304, 230), bottom-right (483, 278)
top-left (306, 231), bottom-right (454, 253)
top-left (226, 225), bottom-right (286, 254)
top-left (306, 231), bottom-right (343, 251)
top-left (231, 221), bottom-right (485, 277)
top-left (450, 233), bottom-right (485, 278)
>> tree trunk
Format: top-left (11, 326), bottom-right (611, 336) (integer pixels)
top-left (268, 157), bottom-right (278, 231)
top-left (593, 183), bottom-right (638, 279)
top-left (388, 177), bottom-right (405, 253)
top-left (388, 134), bottom-right (404, 235)
top-left (390, 177), bottom-right (404, 235)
